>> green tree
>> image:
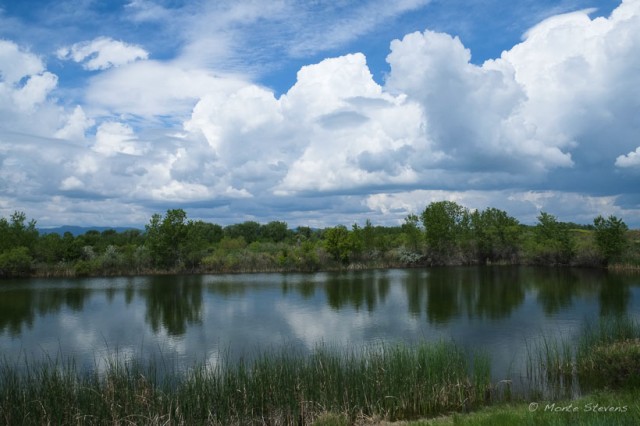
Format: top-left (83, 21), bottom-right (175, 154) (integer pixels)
top-left (145, 209), bottom-right (188, 269)
top-left (61, 232), bottom-right (82, 261)
top-left (323, 225), bottom-right (353, 263)
top-left (530, 212), bottom-right (574, 264)
top-left (0, 247), bottom-right (32, 276)
top-left (260, 221), bottom-right (290, 243)
top-left (402, 214), bottom-right (422, 252)
top-left (78, 230), bottom-right (101, 250)
top-left (182, 220), bottom-right (222, 269)
top-left (471, 207), bottom-right (521, 263)
top-left (0, 211), bottom-right (38, 253)
top-left (593, 215), bottom-right (628, 264)
top-left (421, 201), bottom-right (470, 260)
top-left (349, 223), bottom-right (364, 260)
top-left (34, 233), bottom-right (65, 264)
top-left (362, 219), bottom-right (376, 253)
top-left (295, 226), bottom-right (315, 242)
top-left (0, 212), bottom-right (38, 276)
top-left (224, 221), bottom-right (261, 243)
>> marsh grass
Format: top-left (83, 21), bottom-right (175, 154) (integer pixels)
top-left (525, 334), bottom-right (575, 401)
top-left (0, 340), bottom-right (491, 425)
top-left (575, 316), bottom-right (640, 391)
top-left (526, 316), bottom-right (640, 397)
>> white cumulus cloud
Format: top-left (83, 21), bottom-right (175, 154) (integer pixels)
top-left (84, 60), bottom-right (248, 117)
top-left (57, 37), bottom-right (149, 70)
top-left (276, 68), bottom-right (427, 192)
top-left (0, 40), bottom-right (62, 135)
top-left (0, 40), bottom-right (58, 112)
top-left (385, 29), bottom-right (573, 173)
top-left (0, 40), bottom-right (46, 84)
top-left (10, 71), bottom-right (57, 111)
top-left (55, 106), bottom-right (95, 141)
top-left (93, 122), bottom-right (146, 156)
top-left (616, 147), bottom-right (640, 168)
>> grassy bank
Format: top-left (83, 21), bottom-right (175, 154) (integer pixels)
top-left (401, 390), bottom-right (640, 426)
top-left (1, 317), bottom-right (639, 425)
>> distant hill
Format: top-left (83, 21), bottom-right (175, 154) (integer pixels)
top-left (38, 226), bottom-right (142, 236)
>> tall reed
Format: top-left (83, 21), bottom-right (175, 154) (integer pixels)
top-left (526, 316), bottom-right (640, 396)
top-left (0, 340), bottom-right (491, 425)
top-left (525, 333), bottom-right (575, 400)
top-left (575, 316), bottom-right (640, 391)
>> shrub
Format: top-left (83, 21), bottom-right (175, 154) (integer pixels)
top-left (74, 258), bottom-right (101, 276)
top-left (0, 246), bottom-right (32, 276)
top-left (593, 215), bottom-right (628, 264)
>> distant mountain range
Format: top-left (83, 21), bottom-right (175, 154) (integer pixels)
top-left (38, 226), bottom-right (142, 236)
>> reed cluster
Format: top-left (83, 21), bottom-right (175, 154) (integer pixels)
top-left (575, 316), bottom-right (640, 391)
top-left (527, 315), bottom-right (640, 397)
top-left (0, 341), bottom-right (490, 425)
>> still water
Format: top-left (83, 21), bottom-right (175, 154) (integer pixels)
top-left (1, 267), bottom-right (639, 381)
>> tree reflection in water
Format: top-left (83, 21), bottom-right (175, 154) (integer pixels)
top-left (325, 271), bottom-right (390, 312)
top-left (0, 289), bottom-right (35, 335)
top-left (0, 284), bottom-right (91, 335)
top-left (0, 267), bottom-right (635, 344)
top-left (142, 275), bottom-right (204, 336)
top-left (600, 273), bottom-right (631, 317)
top-left (403, 268), bottom-right (526, 324)
top-left (470, 267), bottom-right (525, 320)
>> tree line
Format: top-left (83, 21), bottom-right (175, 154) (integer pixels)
top-left (0, 202), bottom-right (636, 278)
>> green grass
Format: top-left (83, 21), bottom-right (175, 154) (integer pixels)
top-left (0, 341), bottom-right (491, 425)
top-left (525, 315), bottom-right (640, 399)
top-left (575, 316), bottom-right (640, 391)
top-left (404, 389), bottom-right (640, 426)
top-left (525, 334), bottom-right (575, 400)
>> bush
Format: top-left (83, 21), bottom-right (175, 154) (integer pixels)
top-left (100, 245), bottom-right (124, 271)
top-left (577, 339), bottom-right (640, 389)
top-left (0, 246), bottom-right (32, 276)
top-left (74, 258), bottom-right (101, 276)
top-left (594, 215), bottom-right (628, 264)
top-left (398, 248), bottom-right (423, 265)
top-left (295, 241), bottom-right (320, 271)
top-left (576, 316), bottom-right (640, 390)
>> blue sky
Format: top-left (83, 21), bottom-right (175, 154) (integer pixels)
top-left (0, 0), bottom-right (639, 228)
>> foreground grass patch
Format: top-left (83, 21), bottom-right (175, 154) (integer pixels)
top-left (525, 315), bottom-right (640, 397)
top-left (0, 341), bottom-right (491, 425)
top-left (406, 389), bottom-right (640, 426)
top-left (576, 316), bottom-right (640, 391)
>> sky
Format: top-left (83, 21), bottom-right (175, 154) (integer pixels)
top-left (0, 0), bottom-right (639, 228)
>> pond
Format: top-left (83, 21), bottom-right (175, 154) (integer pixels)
top-left (1, 266), bottom-right (639, 385)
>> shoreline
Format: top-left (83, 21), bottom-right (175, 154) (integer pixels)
top-left (11, 260), bottom-right (639, 280)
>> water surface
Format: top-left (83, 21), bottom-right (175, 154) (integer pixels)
top-left (1, 267), bottom-right (638, 381)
